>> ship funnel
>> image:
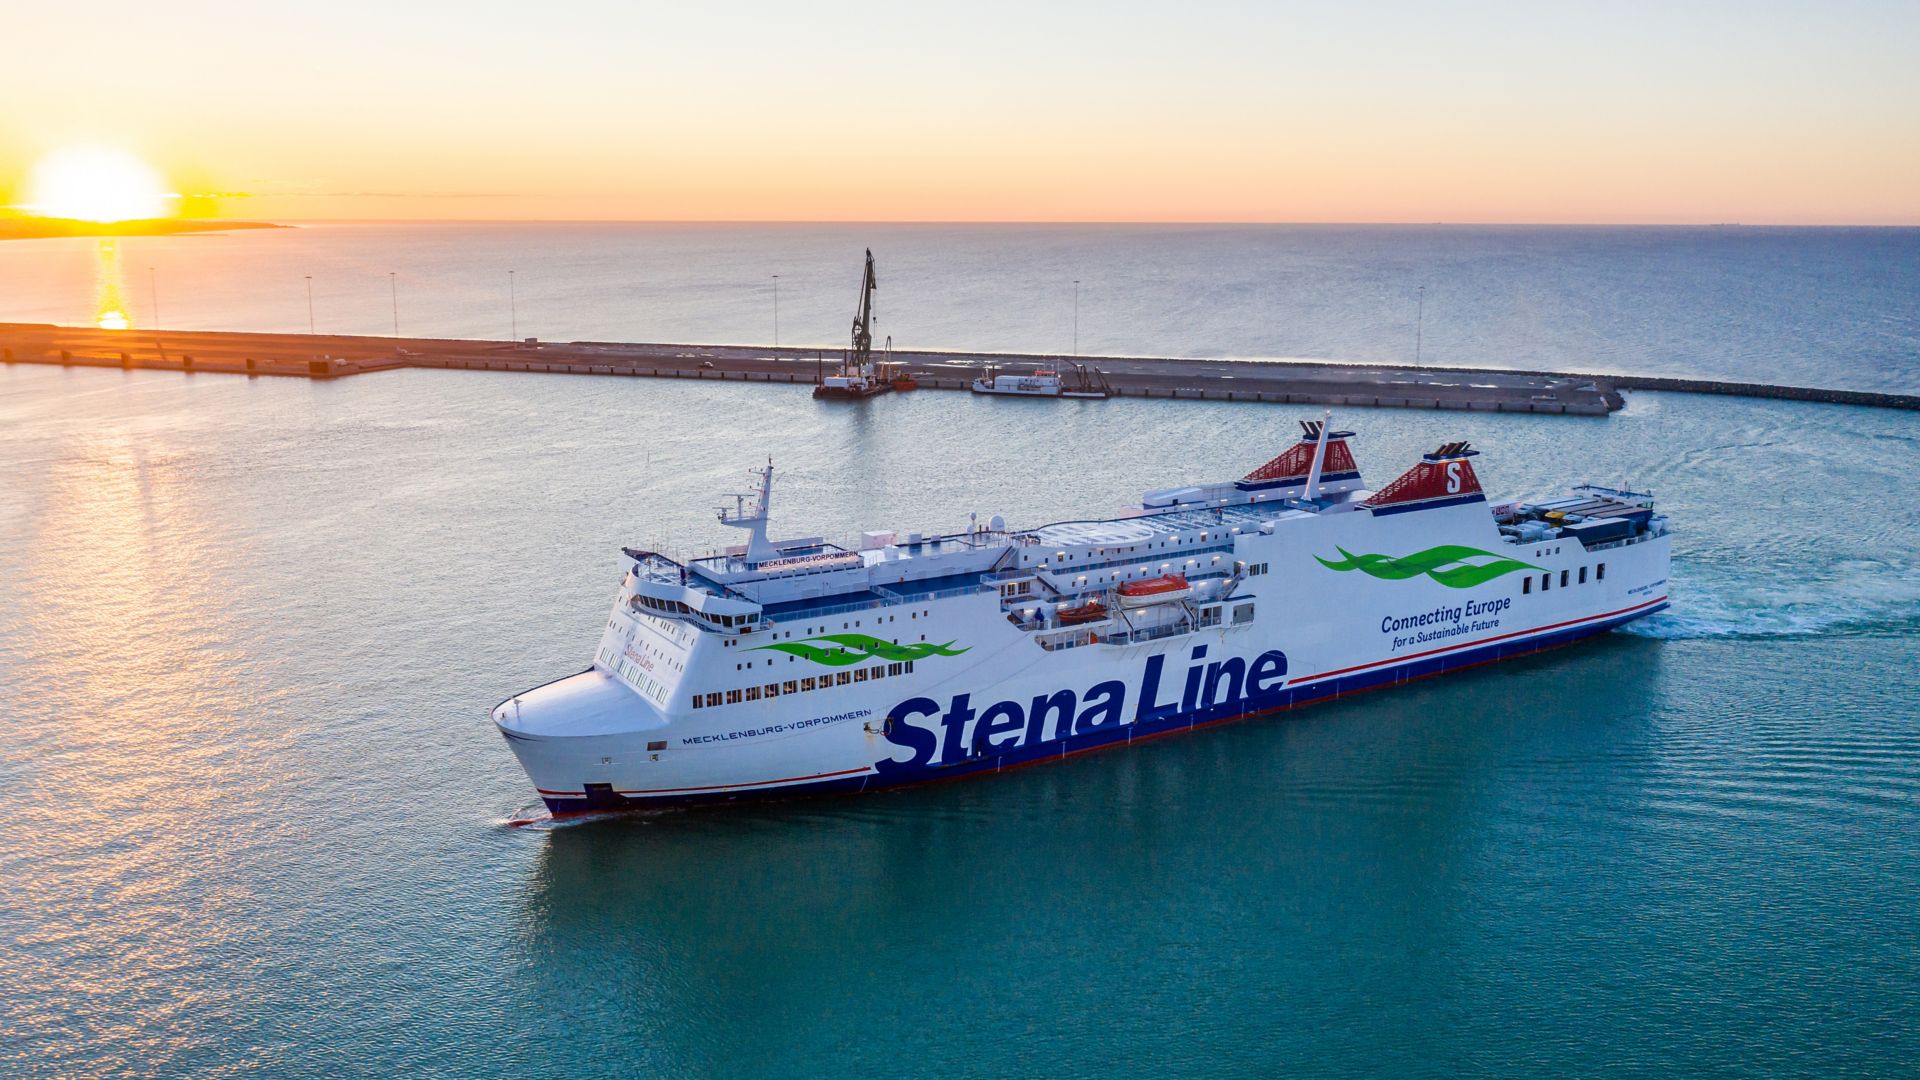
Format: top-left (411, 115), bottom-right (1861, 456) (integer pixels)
top-left (1362, 441), bottom-right (1485, 513)
top-left (1236, 417), bottom-right (1358, 492)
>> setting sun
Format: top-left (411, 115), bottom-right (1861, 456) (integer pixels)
top-left (26, 146), bottom-right (172, 222)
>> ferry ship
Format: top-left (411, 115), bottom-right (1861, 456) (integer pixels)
top-left (971, 363), bottom-right (1112, 398)
top-left (494, 417), bottom-right (1671, 814)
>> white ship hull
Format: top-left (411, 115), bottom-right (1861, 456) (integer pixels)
top-left (495, 429), bottom-right (1671, 814)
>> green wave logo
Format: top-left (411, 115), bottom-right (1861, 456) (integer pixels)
top-left (1315, 544), bottom-right (1540, 589)
top-left (748, 633), bottom-right (970, 667)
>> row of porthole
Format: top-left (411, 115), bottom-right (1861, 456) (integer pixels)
top-left (1523, 562), bottom-right (1605, 594)
top-left (691, 661), bottom-right (918, 709)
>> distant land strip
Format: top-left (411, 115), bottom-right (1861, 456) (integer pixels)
top-left (0, 219), bottom-right (288, 241)
top-left (4, 323), bottom-right (1916, 415)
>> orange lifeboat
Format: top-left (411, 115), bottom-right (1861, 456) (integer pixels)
top-left (1117, 573), bottom-right (1191, 607)
top-left (1057, 598), bottom-right (1107, 625)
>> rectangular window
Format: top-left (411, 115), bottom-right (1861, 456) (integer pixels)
top-left (837, 671), bottom-right (853, 686)
top-left (1541, 573), bottom-right (1551, 592)
top-left (1597, 562), bottom-right (1606, 580)
top-left (764, 683), bottom-right (780, 698)
top-left (783, 681), bottom-right (798, 694)
top-left (706, 692), bottom-right (722, 707)
top-left (905, 661), bottom-right (915, 674)
top-left (1579, 566), bottom-right (1587, 584)
top-left (1523, 576), bottom-right (1532, 595)
top-left (800, 677), bottom-right (816, 691)
top-left (691, 696), bottom-right (703, 709)
top-left (726, 689), bottom-right (743, 704)
top-left (1561, 569), bottom-right (1569, 588)
top-left (853, 667), bottom-right (870, 682)
top-left (744, 686), bottom-right (761, 701)
top-left (888, 663), bottom-right (903, 676)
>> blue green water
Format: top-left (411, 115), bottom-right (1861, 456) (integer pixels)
top-left (2, 355), bottom-right (1915, 1075)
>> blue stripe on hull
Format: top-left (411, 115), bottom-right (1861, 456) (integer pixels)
top-left (541, 602), bottom-right (1667, 815)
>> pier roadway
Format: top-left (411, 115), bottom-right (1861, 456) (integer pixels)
top-left (6, 323), bottom-right (1915, 414)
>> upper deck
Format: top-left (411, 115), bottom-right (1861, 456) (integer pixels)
top-left (617, 423), bottom-right (1668, 638)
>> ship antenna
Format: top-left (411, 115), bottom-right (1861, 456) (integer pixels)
top-left (718, 458), bottom-right (779, 565)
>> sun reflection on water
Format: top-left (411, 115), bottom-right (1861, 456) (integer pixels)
top-left (93, 239), bottom-right (133, 330)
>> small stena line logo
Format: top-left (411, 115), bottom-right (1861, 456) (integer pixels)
top-left (1446, 461), bottom-right (1462, 493)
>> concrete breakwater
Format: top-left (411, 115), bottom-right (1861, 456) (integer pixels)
top-left (5, 322), bottom-right (1916, 414)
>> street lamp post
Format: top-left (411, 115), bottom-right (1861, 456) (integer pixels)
top-left (305, 275), bottom-right (315, 335)
top-left (1072, 279), bottom-right (1080, 357)
top-left (389, 272), bottom-right (400, 341)
top-left (1415, 284), bottom-right (1426, 365)
top-left (772, 274), bottom-right (780, 348)
top-left (509, 269), bottom-right (517, 342)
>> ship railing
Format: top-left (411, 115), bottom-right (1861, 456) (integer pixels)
top-left (872, 582), bottom-right (988, 605)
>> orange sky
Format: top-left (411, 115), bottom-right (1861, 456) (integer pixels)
top-left (2, 1), bottom-right (1917, 224)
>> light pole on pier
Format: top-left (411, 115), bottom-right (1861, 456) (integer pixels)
top-left (305, 276), bottom-right (315, 335)
top-left (389, 272), bottom-right (400, 340)
top-left (1072, 279), bottom-right (1080, 357)
top-left (772, 274), bottom-right (780, 348)
top-left (509, 269), bottom-right (518, 342)
top-left (1415, 284), bottom-right (1426, 365)
top-left (149, 267), bottom-right (160, 329)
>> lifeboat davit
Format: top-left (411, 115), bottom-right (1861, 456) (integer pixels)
top-left (1117, 573), bottom-right (1191, 607)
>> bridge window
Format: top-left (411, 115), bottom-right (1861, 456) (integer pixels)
top-left (1579, 566), bottom-right (1588, 584)
top-left (1597, 562), bottom-right (1606, 580)
top-left (1561, 570), bottom-right (1569, 588)
top-left (1541, 573), bottom-right (1551, 592)
top-left (1523, 576), bottom-right (1532, 594)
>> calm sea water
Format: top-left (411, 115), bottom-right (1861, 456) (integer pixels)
top-left (0, 223), bottom-right (1917, 391)
top-left (1, 352), bottom-right (1916, 1074)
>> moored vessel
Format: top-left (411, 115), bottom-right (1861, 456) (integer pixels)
top-left (971, 362), bottom-right (1111, 398)
top-left (495, 414), bottom-right (1672, 814)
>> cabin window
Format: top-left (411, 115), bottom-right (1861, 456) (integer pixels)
top-left (705, 692), bottom-right (722, 707)
top-left (1579, 566), bottom-right (1588, 584)
top-left (1541, 573), bottom-right (1551, 592)
top-left (1561, 570), bottom-right (1569, 588)
top-left (744, 687), bottom-right (761, 701)
top-left (1523, 576), bottom-right (1532, 594)
top-left (726, 690), bottom-right (743, 704)
top-left (853, 667), bottom-right (870, 682)
top-left (800, 677), bottom-right (817, 691)
top-left (905, 661), bottom-right (915, 674)
top-left (888, 663), bottom-right (903, 676)
top-left (1597, 562), bottom-right (1606, 580)
top-left (783, 681), bottom-right (798, 694)
top-left (691, 696), bottom-right (703, 709)
top-left (837, 671), bottom-right (853, 686)
top-left (764, 683), bottom-right (780, 698)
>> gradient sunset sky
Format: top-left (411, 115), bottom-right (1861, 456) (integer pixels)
top-left (3, 0), bottom-right (1916, 224)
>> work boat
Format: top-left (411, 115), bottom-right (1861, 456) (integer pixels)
top-left (971, 362), bottom-right (1111, 398)
top-left (494, 417), bottom-right (1671, 814)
